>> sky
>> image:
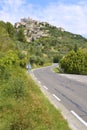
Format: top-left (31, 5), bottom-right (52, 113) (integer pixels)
top-left (0, 0), bottom-right (87, 37)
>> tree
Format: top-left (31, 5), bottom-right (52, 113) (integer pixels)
top-left (74, 44), bottom-right (78, 52)
top-left (17, 28), bottom-right (26, 42)
top-left (60, 49), bottom-right (87, 74)
top-left (6, 22), bottom-right (15, 38)
top-left (30, 55), bottom-right (37, 65)
top-left (76, 48), bottom-right (87, 74)
top-left (0, 50), bottom-right (19, 68)
top-left (0, 21), bottom-right (6, 28)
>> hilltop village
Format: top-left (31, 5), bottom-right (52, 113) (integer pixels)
top-left (15, 17), bottom-right (65, 42)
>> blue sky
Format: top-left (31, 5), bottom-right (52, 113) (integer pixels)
top-left (0, 0), bottom-right (87, 37)
top-left (28, 0), bottom-right (81, 6)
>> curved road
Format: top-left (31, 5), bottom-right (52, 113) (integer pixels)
top-left (31, 64), bottom-right (87, 129)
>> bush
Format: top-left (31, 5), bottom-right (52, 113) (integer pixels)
top-left (2, 77), bottom-right (26, 99)
top-left (60, 49), bottom-right (87, 74)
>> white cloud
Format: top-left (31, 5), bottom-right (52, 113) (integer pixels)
top-left (40, 2), bottom-right (87, 36)
top-left (0, 0), bottom-right (87, 36)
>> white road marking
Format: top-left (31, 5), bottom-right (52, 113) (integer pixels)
top-left (43, 86), bottom-right (48, 90)
top-left (52, 94), bottom-right (61, 101)
top-left (71, 110), bottom-right (87, 127)
top-left (38, 81), bottom-right (41, 84)
top-left (33, 74), bottom-right (35, 77)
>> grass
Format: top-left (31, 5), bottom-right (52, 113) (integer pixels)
top-left (0, 66), bottom-right (71, 130)
top-left (53, 67), bottom-right (61, 73)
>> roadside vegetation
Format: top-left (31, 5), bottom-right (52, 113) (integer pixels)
top-left (60, 49), bottom-right (87, 74)
top-left (0, 65), bottom-right (71, 130)
top-left (0, 19), bottom-right (87, 129)
top-left (0, 20), bottom-right (72, 130)
top-left (54, 48), bottom-right (87, 75)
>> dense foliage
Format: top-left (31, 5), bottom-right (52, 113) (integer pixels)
top-left (15, 21), bottom-right (87, 67)
top-left (0, 20), bottom-right (87, 71)
top-left (0, 19), bottom-right (87, 129)
top-left (0, 20), bottom-right (71, 130)
top-left (60, 49), bottom-right (87, 74)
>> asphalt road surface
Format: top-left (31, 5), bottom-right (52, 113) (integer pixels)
top-left (31, 64), bottom-right (87, 129)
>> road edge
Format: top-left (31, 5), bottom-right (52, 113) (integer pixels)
top-left (30, 68), bottom-right (87, 130)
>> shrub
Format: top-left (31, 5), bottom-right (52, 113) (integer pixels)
top-left (2, 77), bottom-right (26, 99)
top-left (60, 49), bottom-right (87, 74)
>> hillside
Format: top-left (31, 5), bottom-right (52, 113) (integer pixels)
top-left (15, 17), bottom-right (65, 42)
top-left (0, 17), bottom-right (87, 129)
top-left (15, 17), bottom-right (87, 66)
top-left (0, 20), bottom-right (71, 130)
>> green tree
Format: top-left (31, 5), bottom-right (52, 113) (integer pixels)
top-left (60, 49), bottom-right (87, 74)
top-left (74, 44), bottom-right (78, 52)
top-left (0, 21), bottom-right (6, 28)
top-left (18, 51), bottom-right (27, 68)
top-left (6, 22), bottom-right (15, 38)
top-left (17, 28), bottom-right (26, 42)
top-left (76, 48), bottom-right (86, 74)
top-left (0, 50), bottom-right (19, 69)
top-left (30, 55), bottom-right (37, 65)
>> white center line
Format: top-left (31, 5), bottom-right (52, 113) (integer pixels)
top-left (43, 86), bottom-right (48, 90)
top-left (38, 81), bottom-right (41, 84)
top-left (52, 94), bottom-right (61, 101)
top-left (71, 110), bottom-right (87, 127)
